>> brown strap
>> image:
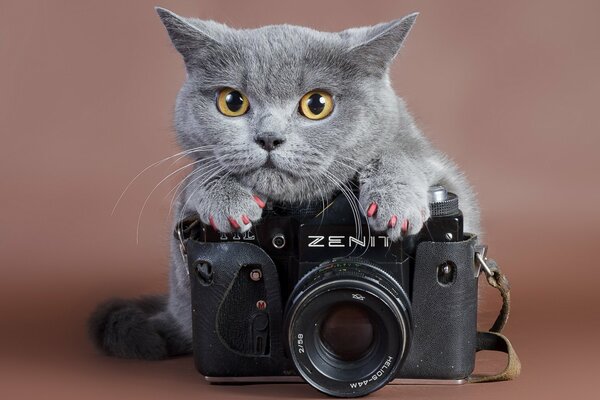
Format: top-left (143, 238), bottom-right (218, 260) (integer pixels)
top-left (485, 259), bottom-right (511, 333)
top-left (468, 259), bottom-right (521, 383)
top-left (468, 331), bottom-right (522, 383)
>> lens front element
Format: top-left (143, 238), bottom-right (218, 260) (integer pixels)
top-left (320, 303), bottom-right (375, 362)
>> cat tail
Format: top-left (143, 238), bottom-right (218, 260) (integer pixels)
top-left (88, 295), bottom-right (191, 360)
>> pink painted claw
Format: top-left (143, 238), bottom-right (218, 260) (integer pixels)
top-left (367, 202), bottom-right (378, 217)
top-left (227, 216), bottom-right (240, 230)
top-left (253, 195), bottom-right (266, 209)
top-left (401, 219), bottom-right (409, 235)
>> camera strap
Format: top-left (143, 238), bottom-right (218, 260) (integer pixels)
top-left (468, 252), bottom-right (522, 383)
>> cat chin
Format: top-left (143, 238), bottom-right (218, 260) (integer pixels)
top-left (240, 168), bottom-right (295, 190)
top-left (239, 168), bottom-right (306, 200)
top-left (238, 168), bottom-right (338, 203)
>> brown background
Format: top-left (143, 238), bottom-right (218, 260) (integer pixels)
top-left (1, 0), bottom-right (599, 399)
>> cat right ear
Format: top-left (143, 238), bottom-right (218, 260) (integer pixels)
top-left (155, 7), bottom-right (220, 62)
top-left (343, 13), bottom-right (419, 75)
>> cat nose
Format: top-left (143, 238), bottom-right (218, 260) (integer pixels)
top-left (254, 132), bottom-right (285, 152)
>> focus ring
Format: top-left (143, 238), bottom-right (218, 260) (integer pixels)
top-left (288, 258), bottom-right (406, 309)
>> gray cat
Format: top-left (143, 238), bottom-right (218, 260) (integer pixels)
top-left (89, 7), bottom-right (480, 360)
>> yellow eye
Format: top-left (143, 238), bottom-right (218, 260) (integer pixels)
top-left (299, 90), bottom-right (334, 120)
top-left (217, 88), bottom-right (249, 117)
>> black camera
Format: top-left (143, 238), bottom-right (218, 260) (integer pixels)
top-left (181, 186), bottom-right (480, 397)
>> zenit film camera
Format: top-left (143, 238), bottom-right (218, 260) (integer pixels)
top-left (178, 186), bottom-right (481, 397)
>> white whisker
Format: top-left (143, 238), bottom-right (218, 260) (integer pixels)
top-left (136, 158), bottom-right (206, 244)
top-left (111, 145), bottom-right (219, 215)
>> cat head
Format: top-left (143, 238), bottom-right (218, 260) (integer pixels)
top-left (156, 7), bottom-right (417, 202)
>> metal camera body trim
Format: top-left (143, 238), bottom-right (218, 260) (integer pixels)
top-left (204, 376), bottom-right (467, 385)
top-left (184, 187), bottom-right (478, 397)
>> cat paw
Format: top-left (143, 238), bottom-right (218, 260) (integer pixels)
top-left (193, 181), bottom-right (265, 233)
top-left (359, 184), bottom-right (430, 242)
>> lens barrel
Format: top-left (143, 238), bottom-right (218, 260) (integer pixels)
top-left (284, 260), bottom-right (412, 397)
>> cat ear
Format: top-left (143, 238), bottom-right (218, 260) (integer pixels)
top-left (344, 13), bottom-right (419, 73)
top-left (155, 7), bottom-right (221, 62)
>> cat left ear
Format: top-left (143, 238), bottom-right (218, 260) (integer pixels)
top-left (344, 13), bottom-right (419, 73)
top-left (155, 7), bottom-right (220, 63)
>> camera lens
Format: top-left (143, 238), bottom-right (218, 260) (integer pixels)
top-left (284, 260), bottom-right (412, 398)
top-left (320, 303), bottom-right (374, 362)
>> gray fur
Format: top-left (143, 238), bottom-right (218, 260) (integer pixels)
top-left (89, 7), bottom-right (480, 360)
